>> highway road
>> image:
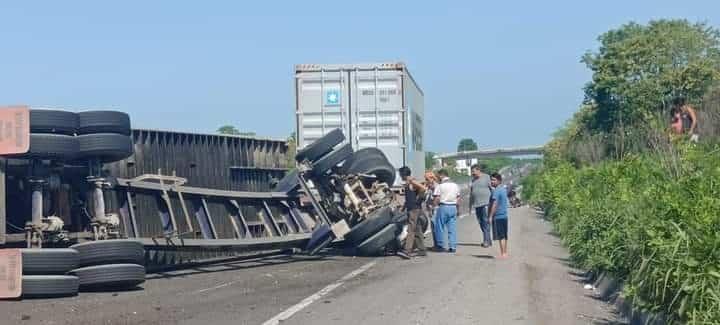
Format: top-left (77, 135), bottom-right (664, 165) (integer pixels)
top-left (1, 206), bottom-right (622, 325)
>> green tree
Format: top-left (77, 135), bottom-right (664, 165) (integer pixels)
top-left (479, 157), bottom-right (513, 174)
top-left (582, 19), bottom-right (720, 132)
top-left (457, 138), bottom-right (478, 152)
top-left (218, 125), bottom-right (256, 137)
top-left (217, 125), bottom-right (240, 135)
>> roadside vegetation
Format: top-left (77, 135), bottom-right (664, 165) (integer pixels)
top-left (523, 19), bottom-right (720, 324)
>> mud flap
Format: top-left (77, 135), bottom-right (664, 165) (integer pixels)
top-left (0, 249), bottom-right (22, 299)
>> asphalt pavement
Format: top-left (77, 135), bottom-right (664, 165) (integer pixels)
top-left (1, 206), bottom-right (622, 325)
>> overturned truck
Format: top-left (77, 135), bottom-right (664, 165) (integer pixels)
top-left (1, 107), bottom-right (408, 273)
top-left (281, 128), bottom-right (407, 256)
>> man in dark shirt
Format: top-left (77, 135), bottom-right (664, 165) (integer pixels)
top-left (397, 166), bottom-right (427, 259)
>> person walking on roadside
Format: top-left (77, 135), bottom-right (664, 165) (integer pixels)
top-left (397, 166), bottom-right (428, 259)
top-left (489, 172), bottom-right (510, 258)
top-left (433, 169), bottom-right (460, 253)
top-left (469, 164), bottom-right (492, 248)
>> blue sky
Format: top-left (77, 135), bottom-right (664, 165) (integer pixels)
top-left (1, 1), bottom-right (717, 153)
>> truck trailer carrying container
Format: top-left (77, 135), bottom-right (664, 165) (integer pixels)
top-left (294, 62), bottom-right (425, 181)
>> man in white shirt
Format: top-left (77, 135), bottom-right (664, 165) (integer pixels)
top-left (433, 169), bottom-right (460, 253)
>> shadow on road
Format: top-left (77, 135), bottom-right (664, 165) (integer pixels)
top-left (586, 315), bottom-right (628, 325)
top-left (147, 254), bottom-right (336, 280)
top-left (471, 254), bottom-right (495, 259)
top-left (81, 286), bottom-right (145, 293)
top-left (457, 242), bottom-right (487, 247)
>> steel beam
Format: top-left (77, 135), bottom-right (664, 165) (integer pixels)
top-left (115, 177), bottom-right (292, 200)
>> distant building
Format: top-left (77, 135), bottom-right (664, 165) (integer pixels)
top-left (451, 158), bottom-right (478, 175)
top-left (433, 146), bottom-right (544, 174)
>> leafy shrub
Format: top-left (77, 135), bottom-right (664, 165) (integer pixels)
top-left (525, 144), bottom-right (720, 324)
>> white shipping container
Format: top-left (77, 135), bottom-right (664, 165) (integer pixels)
top-left (295, 62), bottom-right (425, 182)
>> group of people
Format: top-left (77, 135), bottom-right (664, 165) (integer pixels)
top-left (468, 164), bottom-right (510, 258)
top-left (396, 164), bottom-right (510, 260)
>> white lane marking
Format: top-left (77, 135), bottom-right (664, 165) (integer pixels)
top-left (191, 280), bottom-right (240, 295)
top-left (262, 260), bottom-right (377, 325)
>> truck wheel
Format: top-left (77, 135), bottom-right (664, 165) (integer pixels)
top-left (391, 212), bottom-right (408, 224)
top-left (274, 169), bottom-right (299, 193)
top-left (76, 133), bottom-right (133, 162)
top-left (30, 109), bottom-right (79, 135)
top-left (69, 264), bottom-right (145, 291)
top-left (295, 128), bottom-right (345, 163)
top-left (77, 111), bottom-right (131, 135)
top-left (22, 275), bottom-right (79, 298)
top-left (311, 143), bottom-right (353, 177)
top-left (71, 239), bottom-right (145, 267)
top-left (4, 134), bottom-right (79, 161)
top-left (341, 147), bottom-right (388, 172)
top-left (356, 223), bottom-right (398, 256)
top-left (3, 158), bottom-right (30, 175)
top-left (343, 155), bottom-right (396, 185)
top-left (344, 206), bottom-right (394, 245)
top-left (21, 249), bottom-right (79, 275)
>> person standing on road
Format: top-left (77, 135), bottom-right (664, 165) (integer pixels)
top-left (397, 166), bottom-right (428, 259)
top-left (433, 169), bottom-right (460, 253)
top-left (469, 164), bottom-right (492, 248)
top-left (423, 171), bottom-right (439, 246)
top-left (489, 173), bottom-right (510, 258)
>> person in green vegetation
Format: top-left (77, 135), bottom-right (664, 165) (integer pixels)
top-left (670, 97), bottom-right (699, 142)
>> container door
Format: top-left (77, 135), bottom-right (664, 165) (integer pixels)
top-left (349, 69), bottom-right (405, 170)
top-left (295, 70), bottom-right (350, 149)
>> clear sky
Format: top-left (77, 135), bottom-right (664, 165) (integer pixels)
top-left (1, 1), bottom-right (717, 153)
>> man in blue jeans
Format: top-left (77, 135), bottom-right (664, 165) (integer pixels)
top-left (469, 164), bottom-right (492, 247)
top-left (433, 169), bottom-right (460, 253)
top-left (489, 172), bottom-right (510, 258)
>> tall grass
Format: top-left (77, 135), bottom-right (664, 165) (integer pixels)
top-left (525, 143), bottom-right (720, 324)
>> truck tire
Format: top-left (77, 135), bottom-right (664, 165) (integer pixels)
top-left (311, 143), bottom-right (353, 177)
top-left (76, 133), bottom-right (133, 162)
top-left (71, 239), bottom-right (144, 267)
top-left (343, 155), bottom-right (396, 185)
top-left (391, 211), bottom-right (408, 224)
top-left (295, 128), bottom-right (345, 163)
top-left (77, 111), bottom-right (131, 135)
top-left (22, 275), bottom-right (79, 298)
top-left (30, 109), bottom-right (79, 135)
top-left (21, 249), bottom-right (79, 275)
top-left (341, 148), bottom-right (389, 172)
top-left (344, 206), bottom-right (394, 245)
top-left (274, 169), bottom-right (300, 193)
top-left (356, 223), bottom-right (398, 256)
top-left (4, 134), bottom-right (79, 160)
top-left (3, 158), bottom-right (30, 174)
top-left (69, 264), bottom-right (145, 290)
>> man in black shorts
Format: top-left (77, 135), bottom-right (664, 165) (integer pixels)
top-left (489, 173), bottom-right (510, 258)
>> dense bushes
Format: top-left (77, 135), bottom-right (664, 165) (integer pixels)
top-left (524, 144), bottom-right (720, 324)
top-left (524, 18), bottom-right (720, 324)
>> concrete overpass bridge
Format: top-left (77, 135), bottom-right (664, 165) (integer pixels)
top-left (433, 146), bottom-right (544, 172)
